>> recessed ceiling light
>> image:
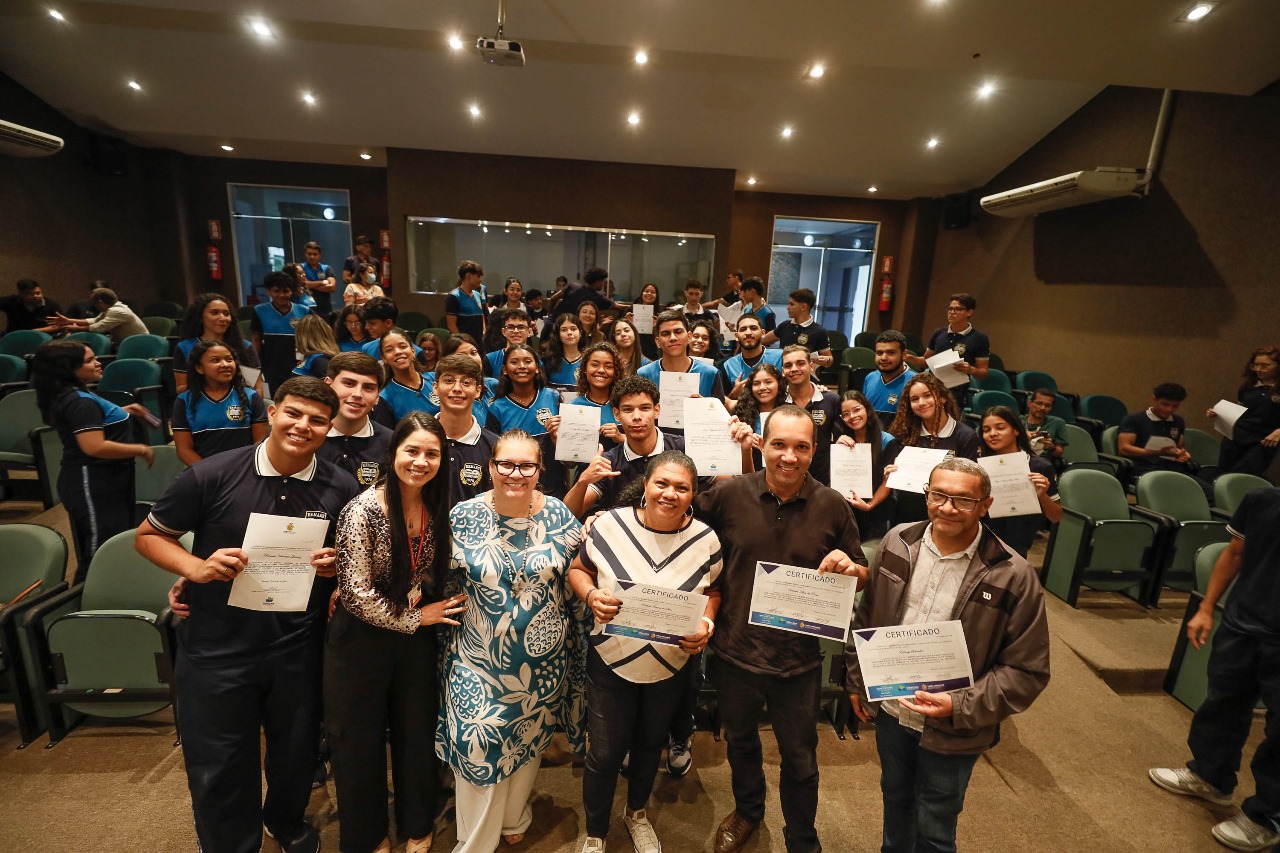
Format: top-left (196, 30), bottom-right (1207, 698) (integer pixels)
top-left (627, 112), bottom-right (641, 126)
top-left (505, 228), bottom-right (510, 233)
top-left (359, 153), bottom-right (372, 160)
top-left (48, 9), bottom-right (64, 21)
top-left (302, 91), bottom-right (317, 106)
top-left (1179, 3), bottom-right (1216, 21)
top-left (978, 82), bottom-right (996, 99)
top-left (867, 186), bottom-right (878, 193)
top-left (482, 226), bottom-right (489, 233)
top-left (526, 229), bottom-right (532, 235)
top-left (469, 103), bottom-right (481, 118)
top-left (803, 235), bottom-right (815, 247)
top-left (448, 34), bottom-right (464, 50)
top-left (746, 177), bottom-right (758, 186)
top-left (634, 50), bottom-right (648, 64)
top-left (249, 19), bottom-right (273, 38)
top-left (781, 126), bottom-right (794, 139)
top-left (927, 137), bottom-right (940, 148)
top-left (127, 80), bottom-right (142, 91)
top-left (221, 144), bottom-right (235, 152)
top-left (323, 208), bottom-right (335, 221)
top-left (808, 63), bottom-right (825, 79)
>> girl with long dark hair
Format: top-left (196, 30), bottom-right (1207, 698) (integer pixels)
top-left (609, 317), bottom-right (648, 376)
top-left (172, 340), bottom-right (268, 465)
top-left (571, 341), bottom-right (624, 444)
top-left (544, 313), bottom-right (585, 387)
top-left (1206, 344), bottom-right (1280, 475)
top-left (887, 373), bottom-right (980, 523)
top-left (174, 292), bottom-right (260, 394)
top-left (326, 412), bottom-right (459, 853)
top-left (335, 304), bottom-right (372, 353)
top-left (834, 390), bottom-right (899, 541)
top-left (978, 405), bottom-right (1061, 557)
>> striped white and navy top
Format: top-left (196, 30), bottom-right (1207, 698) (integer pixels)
top-left (579, 507), bottom-right (722, 683)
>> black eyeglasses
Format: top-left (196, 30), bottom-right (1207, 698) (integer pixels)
top-left (503, 325), bottom-right (530, 333)
top-left (923, 489), bottom-right (981, 512)
top-left (493, 460), bottom-right (541, 477)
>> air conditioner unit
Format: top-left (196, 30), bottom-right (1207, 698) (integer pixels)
top-left (979, 168), bottom-right (1145, 218)
top-left (0, 119), bottom-right (64, 157)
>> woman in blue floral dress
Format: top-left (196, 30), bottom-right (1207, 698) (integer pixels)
top-left (438, 428), bottom-right (586, 852)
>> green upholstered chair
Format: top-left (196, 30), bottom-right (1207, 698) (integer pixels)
top-left (67, 331), bottom-right (112, 356)
top-left (0, 330), bottom-right (51, 359)
top-left (1181, 428), bottom-right (1222, 481)
top-left (133, 445), bottom-right (188, 524)
top-left (1211, 473), bottom-right (1271, 520)
top-left (1132, 471), bottom-right (1231, 607)
top-left (0, 390), bottom-right (43, 503)
top-left (1080, 394), bottom-right (1129, 428)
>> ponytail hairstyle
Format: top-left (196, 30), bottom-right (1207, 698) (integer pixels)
top-left (31, 340), bottom-right (90, 425)
top-left (186, 339), bottom-right (249, 417)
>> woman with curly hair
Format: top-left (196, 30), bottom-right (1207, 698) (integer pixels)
top-left (173, 292), bottom-right (260, 394)
top-left (1206, 344), bottom-right (1280, 475)
top-left (570, 341), bottom-right (625, 445)
top-left (887, 372), bottom-right (980, 523)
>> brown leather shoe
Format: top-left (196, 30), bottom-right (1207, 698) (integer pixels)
top-left (714, 811), bottom-right (759, 853)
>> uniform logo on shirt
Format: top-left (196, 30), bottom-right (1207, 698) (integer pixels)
top-left (226, 405), bottom-right (245, 422)
top-left (887, 394), bottom-right (899, 406)
top-left (797, 332), bottom-right (810, 346)
top-left (460, 462), bottom-right (483, 487)
top-left (536, 407), bottom-right (553, 426)
top-left (954, 343), bottom-right (967, 356)
top-left (1170, 428), bottom-right (1181, 440)
top-left (305, 510), bottom-right (329, 520)
top-left (285, 522), bottom-right (296, 533)
top-left (429, 390), bottom-right (441, 406)
top-left (811, 410), bottom-right (827, 426)
top-left (357, 461), bottom-right (380, 486)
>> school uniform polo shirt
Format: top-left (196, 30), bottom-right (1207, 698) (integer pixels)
top-left (147, 443), bottom-right (359, 662)
top-left (637, 358), bottom-right (724, 400)
top-left (1119, 408), bottom-right (1189, 475)
top-left (444, 286), bottom-right (486, 341)
top-left (1223, 488), bottom-right (1280, 636)
top-left (925, 323), bottom-right (990, 366)
top-left (694, 470), bottom-right (863, 677)
top-left (302, 262), bottom-right (335, 316)
top-left (863, 367), bottom-right (917, 417)
top-left (316, 418), bottom-right (392, 488)
top-left (172, 388), bottom-right (268, 459)
top-left (486, 387), bottom-right (561, 435)
top-left (54, 390), bottom-right (134, 468)
top-left (792, 382), bottom-right (842, 485)
top-left (173, 338), bottom-right (258, 376)
top-left (570, 394), bottom-right (619, 429)
top-left (292, 352), bottom-right (331, 379)
top-left (486, 347), bottom-right (541, 379)
top-left (720, 349), bottom-right (784, 388)
top-left (774, 318), bottom-right (830, 353)
top-left (446, 417), bottom-right (498, 506)
top-left (590, 431), bottom-right (681, 510)
top-left (742, 302), bottom-right (776, 334)
top-left (251, 302), bottom-right (311, 387)
top-left (379, 376), bottom-right (436, 422)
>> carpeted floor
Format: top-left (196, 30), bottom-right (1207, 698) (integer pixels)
top-left (0, 507), bottom-right (1266, 852)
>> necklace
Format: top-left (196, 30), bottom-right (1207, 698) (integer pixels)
top-left (490, 491), bottom-right (537, 593)
top-left (406, 502), bottom-right (428, 568)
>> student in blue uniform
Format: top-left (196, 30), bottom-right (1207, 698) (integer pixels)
top-left (862, 330), bottom-right (917, 428)
top-left (572, 341), bottom-right (625, 445)
top-left (291, 314), bottom-right (340, 380)
top-left (334, 304), bottom-right (373, 353)
top-left (487, 343), bottom-right (565, 497)
top-left (300, 241), bottom-right (338, 318)
top-left (978, 405), bottom-right (1062, 557)
top-left (544, 313), bottom-right (585, 387)
top-left (319, 352), bottom-right (392, 489)
top-left (637, 311), bottom-right (725, 435)
top-left (379, 329), bottom-right (435, 422)
top-left (484, 309), bottom-right (540, 378)
top-left (172, 340), bottom-right (268, 465)
top-left (833, 390), bottom-right (899, 542)
top-left (32, 340), bottom-right (154, 580)
top-left (719, 314), bottom-right (783, 397)
top-left (444, 259), bottom-right (487, 342)
top-left (251, 271), bottom-right (312, 394)
top-left (174, 292), bottom-right (260, 395)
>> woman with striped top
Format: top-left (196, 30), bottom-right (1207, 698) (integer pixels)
top-left (567, 450), bottom-right (722, 853)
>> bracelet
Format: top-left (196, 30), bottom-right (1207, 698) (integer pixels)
top-left (586, 588), bottom-right (599, 607)
top-left (701, 616), bottom-right (715, 633)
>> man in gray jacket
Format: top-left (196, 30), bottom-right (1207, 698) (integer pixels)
top-left (846, 457), bottom-right (1050, 853)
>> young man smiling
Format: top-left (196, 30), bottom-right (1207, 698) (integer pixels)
top-left (251, 271), bottom-right (312, 394)
top-left (434, 353), bottom-right (498, 505)
top-left (720, 314), bottom-right (783, 395)
top-left (764, 289), bottom-right (833, 370)
top-left (863, 330), bottom-right (917, 426)
top-left (780, 345), bottom-right (841, 485)
top-left (318, 352), bottom-right (392, 488)
top-left (637, 311), bottom-right (725, 433)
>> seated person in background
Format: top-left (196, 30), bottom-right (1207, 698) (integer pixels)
top-left (291, 314), bottom-right (340, 379)
top-left (250, 271), bottom-right (312, 394)
top-left (65, 280), bottom-right (107, 320)
top-left (781, 345), bottom-right (840, 485)
top-left (172, 340), bottom-right (268, 466)
top-left (764, 288), bottom-right (833, 371)
top-left (1022, 388), bottom-right (1068, 464)
top-left (48, 287), bottom-right (148, 344)
top-left (1118, 382), bottom-right (1213, 497)
top-left (342, 261), bottom-right (384, 306)
top-left (524, 288), bottom-right (547, 329)
top-left (720, 314), bottom-right (783, 401)
top-left (416, 331), bottom-right (441, 373)
top-left (1207, 345), bottom-right (1280, 476)
top-left (0, 278), bottom-right (60, 333)
top-left (978, 406), bottom-right (1062, 558)
top-left (737, 276), bottom-right (776, 337)
top-left (906, 292), bottom-right (990, 410)
top-left (679, 278), bottom-right (719, 328)
top-left (432, 353), bottom-right (498, 506)
top-left (483, 309), bottom-right (538, 378)
top-left (334, 305), bottom-right (373, 353)
top-left (360, 296), bottom-right (429, 367)
top-left (863, 330), bottom-right (917, 427)
top-left (319, 352), bottom-right (392, 489)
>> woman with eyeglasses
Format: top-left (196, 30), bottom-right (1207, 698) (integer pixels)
top-left (835, 390), bottom-right (899, 542)
top-left (977, 406), bottom-right (1061, 557)
top-left (567, 450), bottom-right (721, 853)
top-left (439, 429), bottom-right (586, 853)
top-left (487, 343), bottom-right (565, 498)
top-left (887, 373), bottom-right (980, 523)
top-left (1206, 344), bottom-right (1280, 476)
top-left (336, 304), bottom-right (373, 353)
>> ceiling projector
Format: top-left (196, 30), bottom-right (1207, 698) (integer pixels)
top-left (476, 37), bottom-right (525, 66)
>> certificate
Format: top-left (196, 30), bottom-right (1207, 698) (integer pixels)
top-left (851, 620), bottom-right (974, 701)
top-left (748, 561), bottom-right (859, 642)
top-left (240, 364), bottom-right (261, 388)
top-left (228, 513), bottom-right (329, 612)
top-left (602, 581), bottom-right (708, 646)
top-left (683, 398), bottom-right (742, 476)
top-left (830, 442), bottom-right (873, 500)
top-left (718, 302), bottom-right (744, 341)
top-left (1211, 399), bottom-right (1248, 440)
top-left (692, 355), bottom-right (715, 366)
top-left (632, 303), bottom-right (655, 334)
top-left (977, 451), bottom-right (1040, 518)
top-left (885, 446), bottom-right (952, 493)
top-left (658, 371), bottom-right (699, 429)
top-left (925, 349), bottom-right (970, 389)
top-left (555, 403), bottom-right (600, 462)
top-left (1144, 435), bottom-right (1176, 453)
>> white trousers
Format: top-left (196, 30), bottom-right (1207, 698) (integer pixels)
top-left (451, 757), bottom-right (541, 853)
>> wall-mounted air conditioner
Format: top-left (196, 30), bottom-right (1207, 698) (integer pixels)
top-left (0, 119), bottom-right (64, 157)
top-left (979, 168), bottom-right (1145, 218)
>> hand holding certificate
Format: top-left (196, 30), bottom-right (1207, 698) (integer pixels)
top-left (852, 620), bottom-right (974, 701)
top-left (632, 303), bottom-right (655, 334)
top-left (1210, 399), bottom-right (1248, 440)
top-left (683, 398), bottom-right (743, 476)
top-left (228, 513), bottom-right (330, 612)
top-left (554, 403), bottom-right (601, 462)
top-left (830, 442), bottom-right (873, 500)
top-left (602, 581), bottom-right (708, 646)
top-left (748, 562), bottom-right (859, 642)
top-left (925, 349), bottom-right (971, 389)
top-left (977, 451), bottom-right (1041, 518)
top-left (885, 446), bottom-right (952, 493)
top-left (658, 371), bottom-right (699, 429)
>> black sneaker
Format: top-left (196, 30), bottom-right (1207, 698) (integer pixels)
top-left (265, 823), bottom-right (320, 853)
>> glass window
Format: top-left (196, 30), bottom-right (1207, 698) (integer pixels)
top-left (770, 217), bottom-right (879, 340)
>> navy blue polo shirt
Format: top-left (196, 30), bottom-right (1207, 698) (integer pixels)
top-left (1118, 409), bottom-right (1190, 475)
top-left (1224, 487), bottom-right (1280, 635)
top-left (774, 320), bottom-right (830, 353)
top-left (53, 390), bottom-right (135, 468)
top-left (292, 352), bottom-right (331, 379)
top-left (147, 443), bottom-right (360, 662)
top-left (447, 418), bottom-right (498, 506)
top-left (926, 324), bottom-right (990, 366)
top-left (173, 337), bottom-right (259, 376)
top-left (171, 387), bottom-right (268, 459)
top-left (445, 286), bottom-right (486, 340)
top-left (1233, 384), bottom-right (1280, 445)
top-left (316, 419), bottom-right (392, 489)
top-left (792, 383), bottom-right (842, 486)
top-left (251, 302), bottom-right (311, 386)
top-left (589, 431), bottom-right (707, 511)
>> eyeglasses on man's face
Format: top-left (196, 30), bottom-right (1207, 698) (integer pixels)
top-left (493, 460), bottom-right (540, 477)
top-left (923, 489), bottom-right (981, 512)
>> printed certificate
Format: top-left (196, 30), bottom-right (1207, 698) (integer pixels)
top-left (683, 398), bottom-right (742, 476)
top-left (977, 451), bottom-right (1041, 518)
top-left (925, 349), bottom-right (970, 388)
top-left (228, 513), bottom-right (329, 612)
top-left (748, 561), bottom-right (859, 642)
top-left (554, 403), bottom-right (600, 462)
top-left (851, 619), bottom-right (974, 701)
top-left (885, 446), bottom-right (952, 493)
top-left (632, 304), bottom-right (655, 333)
top-left (658, 371), bottom-right (699, 429)
top-left (830, 442), bottom-right (874, 500)
top-left (1211, 399), bottom-right (1248, 441)
top-left (602, 581), bottom-right (708, 646)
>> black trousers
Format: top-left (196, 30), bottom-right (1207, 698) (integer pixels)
top-left (58, 463), bottom-right (134, 583)
top-left (324, 604), bottom-right (441, 852)
top-left (1218, 438), bottom-right (1277, 478)
top-left (1187, 624), bottom-right (1280, 832)
top-left (176, 641), bottom-right (321, 853)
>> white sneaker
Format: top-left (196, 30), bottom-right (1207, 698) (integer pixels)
top-left (623, 809), bottom-right (662, 853)
top-left (581, 837), bottom-right (606, 853)
top-left (1148, 767), bottom-right (1233, 805)
top-left (1211, 813), bottom-right (1280, 852)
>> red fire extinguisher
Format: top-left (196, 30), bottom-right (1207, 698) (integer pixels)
top-left (380, 251), bottom-right (392, 290)
top-left (207, 244), bottom-right (222, 281)
top-left (877, 255), bottom-right (894, 311)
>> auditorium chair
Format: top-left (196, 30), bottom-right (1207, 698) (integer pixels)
top-left (0, 330), bottom-right (51, 360)
top-left (0, 353), bottom-right (29, 398)
top-left (1131, 471), bottom-right (1231, 607)
top-left (1210, 472), bottom-right (1270, 520)
top-left (0, 524), bottom-right (69, 747)
top-left (30, 425), bottom-right (63, 509)
top-left (96, 358), bottom-right (169, 445)
top-left (1163, 542), bottom-right (1231, 712)
top-left (820, 637), bottom-right (857, 740)
top-left (398, 311), bottom-right (434, 334)
top-left (141, 301), bottom-right (183, 319)
top-left (1181, 428), bottom-right (1222, 482)
top-left (66, 331), bottom-right (112, 357)
top-left (421, 328), bottom-right (451, 347)
top-left (0, 390), bottom-right (44, 504)
top-left (852, 331), bottom-right (878, 350)
top-left (972, 370), bottom-right (1012, 395)
top-left (1041, 469), bottom-right (1160, 608)
top-left (141, 316), bottom-right (177, 337)
top-left (1080, 394), bottom-right (1129, 429)
top-left (26, 529), bottom-right (189, 747)
top-left (133, 445), bottom-right (188, 525)
top-left (838, 347), bottom-right (877, 394)
top-left (1060, 423), bottom-right (1128, 479)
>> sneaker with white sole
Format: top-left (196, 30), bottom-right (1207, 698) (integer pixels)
top-left (623, 809), bottom-right (662, 853)
top-left (581, 837), bottom-right (606, 853)
top-left (1148, 767), bottom-right (1233, 805)
top-left (1211, 813), bottom-right (1280, 852)
top-left (666, 738), bottom-right (691, 777)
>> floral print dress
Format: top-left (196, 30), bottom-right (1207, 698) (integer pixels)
top-left (437, 494), bottom-right (587, 786)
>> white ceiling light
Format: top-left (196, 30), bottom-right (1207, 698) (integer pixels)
top-left (803, 234), bottom-right (815, 246)
top-left (867, 186), bottom-right (878, 193)
top-left (627, 111), bottom-right (641, 126)
top-left (781, 126), bottom-right (794, 139)
top-left (359, 153), bottom-right (371, 160)
top-left (302, 91), bottom-right (317, 106)
top-left (469, 103), bottom-right (482, 117)
top-left (48, 9), bottom-right (65, 21)
top-left (545, 230), bottom-right (552, 236)
top-left (927, 137), bottom-right (940, 148)
top-left (526, 229), bottom-right (532, 234)
top-left (482, 226), bottom-right (489, 233)
top-left (978, 82), bottom-right (996, 99)
top-left (448, 34), bottom-right (465, 50)
top-left (249, 19), bottom-right (273, 39)
top-left (746, 177), bottom-right (758, 186)
top-left (127, 80), bottom-right (142, 91)
top-left (221, 144), bottom-right (234, 151)
top-left (808, 63), bottom-right (825, 79)
top-left (323, 208), bottom-right (335, 220)
top-left (634, 50), bottom-right (648, 64)
top-left (1179, 3), bottom-right (1217, 21)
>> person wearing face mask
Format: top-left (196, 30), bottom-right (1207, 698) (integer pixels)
top-left (977, 406), bottom-right (1061, 558)
top-left (1207, 345), bottom-right (1280, 476)
top-left (344, 261), bottom-right (386, 306)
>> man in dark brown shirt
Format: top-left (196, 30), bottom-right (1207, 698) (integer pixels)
top-left (695, 405), bottom-right (867, 853)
